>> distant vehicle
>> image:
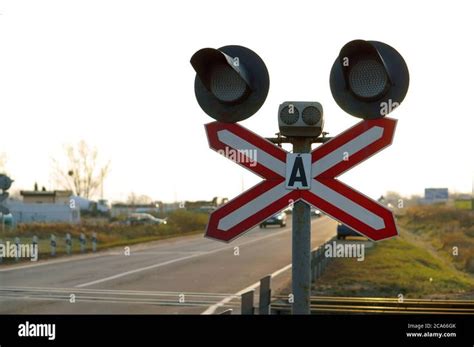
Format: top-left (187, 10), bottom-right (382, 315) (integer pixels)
top-left (97, 199), bottom-right (110, 213)
top-left (311, 208), bottom-right (322, 218)
top-left (126, 213), bottom-right (167, 226)
top-left (259, 211), bottom-right (287, 228)
top-left (199, 205), bottom-right (217, 213)
top-left (336, 223), bottom-right (362, 240)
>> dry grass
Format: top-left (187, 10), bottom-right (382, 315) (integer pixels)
top-left (310, 205), bottom-right (474, 298)
top-left (398, 206), bottom-right (474, 273)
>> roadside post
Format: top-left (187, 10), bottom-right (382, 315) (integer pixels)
top-left (79, 233), bottom-right (86, 253)
top-left (65, 233), bottom-right (72, 255)
top-left (191, 40), bottom-right (409, 314)
top-left (50, 234), bottom-right (56, 256)
top-left (92, 232), bottom-right (97, 252)
top-left (32, 235), bottom-right (38, 260)
top-left (258, 275), bottom-right (272, 315)
top-left (14, 236), bottom-right (20, 261)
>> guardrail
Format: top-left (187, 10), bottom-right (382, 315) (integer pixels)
top-left (310, 237), bottom-right (334, 283)
top-left (238, 238), bottom-right (335, 314)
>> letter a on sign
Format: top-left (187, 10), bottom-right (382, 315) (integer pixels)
top-left (286, 153), bottom-right (311, 190)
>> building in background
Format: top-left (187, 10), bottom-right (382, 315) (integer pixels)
top-left (20, 190), bottom-right (72, 204)
top-left (6, 189), bottom-right (80, 224)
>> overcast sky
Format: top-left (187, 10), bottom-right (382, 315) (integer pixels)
top-left (0, 0), bottom-right (472, 203)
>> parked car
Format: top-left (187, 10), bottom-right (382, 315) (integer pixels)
top-left (126, 213), bottom-right (167, 226)
top-left (336, 223), bottom-right (362, 239)
top-left (199, 205), bottom-right (217, 214)
top-left (260, 211), bottom-right (287, 228)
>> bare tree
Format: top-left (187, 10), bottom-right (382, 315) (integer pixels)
top-left (52, 140), bottom-right (110, 199)
top-left (126, 193), bottom-right (153, 205)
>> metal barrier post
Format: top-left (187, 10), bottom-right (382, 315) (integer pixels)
top-left (259, 275), bottom-right (272, 315)
top-left (241, 290), bottom-right (255, 315)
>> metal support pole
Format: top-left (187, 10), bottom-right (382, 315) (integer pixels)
top-left (311, 250), bottom-right (317, 283)
top-left (291, 137), bottom-right (312, 315)
top-left (317, 248), bottom-right (322, 278)
top-left (322, 240), bottom-right (328, 273)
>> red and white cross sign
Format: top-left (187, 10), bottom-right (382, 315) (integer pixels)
top-left (205, 118), bottom-right (398, 242)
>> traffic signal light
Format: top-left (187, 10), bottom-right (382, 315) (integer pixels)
top-left (0, 174), bottom-right (13, 215)
top-left (278, 101), bottom-right (324, 137)
top-left (330, 40), bottom-right (409, 119)
top-left (191, 45), bottom-right (269, 123)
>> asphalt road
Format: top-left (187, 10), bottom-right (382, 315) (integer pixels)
top-left (0, 215), bottom-right (336, 314)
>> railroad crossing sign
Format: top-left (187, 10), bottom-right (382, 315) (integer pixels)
top-left (205, 118), bottom-right (398, 242)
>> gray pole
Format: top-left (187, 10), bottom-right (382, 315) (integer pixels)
top-left (291, 137), bottom-right (312, 314)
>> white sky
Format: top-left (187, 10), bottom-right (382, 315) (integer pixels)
top-left (0, 0), bottom-right (473, 203)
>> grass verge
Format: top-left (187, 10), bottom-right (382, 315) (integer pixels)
top-left (0, 210), bottom-right (209, 265)
top-left (309, 206), bottom-right (474, 299)
top-left (313, 233), bottom-right (474, 298)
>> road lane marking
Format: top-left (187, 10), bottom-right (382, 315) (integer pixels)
top-left (106, 251), bottom-right (208, 256)
top-left (0, 252), bottom-right (111, 273)
top-left (74, 225), bottom-right (296, 288)
top-left (75, 252), bottom-right (221, 288)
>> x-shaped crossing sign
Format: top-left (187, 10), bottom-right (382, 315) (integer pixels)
top-left (205, 118), bottom-right (398, 242)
